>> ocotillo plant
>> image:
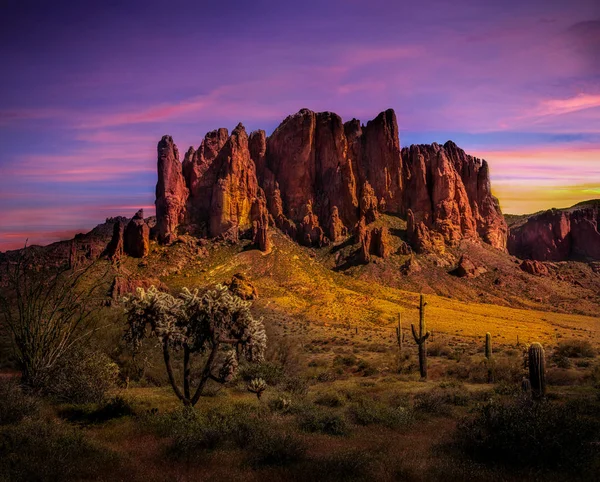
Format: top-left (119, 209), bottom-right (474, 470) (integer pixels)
top-left (485, 332), bottom-right (493, 383)
top-left (395, 313), bottom-right (403, 352)
top-left (528, 343), bottom-right (546, 399)
top-left (411, 294), bottom-right (431, 379)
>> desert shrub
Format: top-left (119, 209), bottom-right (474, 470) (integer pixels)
top-left (59, 396), bottom-right (135, 424)
top-left (315, 370), bottom-right (338, 383)
top-left (413, 388), bottom-right (467, 415)
top-left (554, 339), bottom-right (596, 359)
top-left (428, 341), bottom-right (453, 357)
top-left (0, 419), bottom-right (117, 481)
top-left (348, 398), bottom-right (414, 428)
top-left (456, 396), bottom-right (600, 471)
top-left (492, 355), bottom-right (523, 384)
top-left (40, 348), bottom-right (119, 403)
top-left (268, 395), bottom-right (293, 413)
top-left (356, 359), bottom-right (377, 376)
top-left (546, 367), bottom-right (585, 386)
top-left (297, 407), bottom-right (348, 436)
top-left (314, 391), bottom-right (345, 408)
top-left (393, 351), bottom-right (418, 374)
top-left (333, 354), bottom-right (358, 367)
top-left (281, 374), bottom-right (309, 396)
top-left (237, 361), bottom-right (285, 386)
top-left (0, 379), bottom-right (39, 425)
top-left (249, 431), bottom-right (306, 466)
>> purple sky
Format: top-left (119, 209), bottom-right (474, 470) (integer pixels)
top-left (1, 0), bottom-right (599, 251)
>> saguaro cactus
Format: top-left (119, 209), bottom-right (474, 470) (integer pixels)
top-left (485, 332), bottom-right (493, 383)
top-left (395, 313), bottom-right (403, 352)
top-left (411, 294), bottom-right (431, 379)
top-left (528, 343), bottom-right (546, 399)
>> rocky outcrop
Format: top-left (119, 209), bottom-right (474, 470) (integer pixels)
top-left (452, 254), bottom-right (486, 278)
top-left (124, 210), bottom-right (150, 258)
top-left (155, 109), bottom-right (507, 255)
top-left (508, 202), bottom-right (600, 261)
top-left (225, 273), bottom-right (258, 300)
top-left (156, 136), bottom-right (188, 244)
top-left (520, 259), bottom-right (549, 276)
top-left (104, 221), bottom-right (124, 262)
top-left (402, 142), bottom-right (506, 251)
top-left (250, 189), bottom-right (271, 253)
top-left (355, 218), bottom-right (390, 263)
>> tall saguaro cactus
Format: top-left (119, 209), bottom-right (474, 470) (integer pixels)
top-left (411, 294), bottom-right (430, 379)
top-left (528, 343), bottom-right (546, 399)
top-left (396, 313), bottom-right (403, 352)
top-left (485, 332), bottom-right (493, 383)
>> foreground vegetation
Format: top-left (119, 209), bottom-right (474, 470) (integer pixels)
top-left (1, 235), bottom-right (599, 481)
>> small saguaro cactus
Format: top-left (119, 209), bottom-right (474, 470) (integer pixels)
top-left (395, 313), bottom-right (403, 352)
top-left (528, 343), bottom-right (546, 399)
top-left (521, 378), bottom-right (532, 394)
top-left (411, 294), bottom-right (431, 379)
top-left (485, 332), bottom-right (493, 383)
top-left (247, 378), bottom-right (268, 400)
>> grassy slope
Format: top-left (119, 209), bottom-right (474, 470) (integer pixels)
top-left (139, 229), bottom-right (600, 348)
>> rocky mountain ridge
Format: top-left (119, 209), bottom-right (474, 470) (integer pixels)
top-left (155, 108), bottom-right (507, 257)
top-left (507, 200), bottom-right (600, 261)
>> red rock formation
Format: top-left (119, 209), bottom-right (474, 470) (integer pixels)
top-left (520, 260), bottom-right (549, 276)
top-left (298, 201), bottom-right (327, 246)
top-left (250, 189), bottom-right (271, 253)
top-left (124, 210), bottom-right (150, 258)
top-left (453, 254), bottom-right (486, 278)
top-left (355, 217), bottom-right (370, 263)
top-left (508, 202), bottom-right (600, 261)
top-left (370, 226), bottom-right (390, 258)
top-left (402, 142), bottom-right (505, 251)
top-left (156, 136), bottom-right (188, 244)
top-left (155, 109), bottom-right (507, 255)
top-left (327, 206), bottom-right (347, 242)
top-left (359, 181), bottom-right (379, 224)
top-left (104, 221), bottom-right (124, 262)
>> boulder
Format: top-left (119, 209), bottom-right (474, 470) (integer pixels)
top-left (226, 273), bottom-right (258, 300)
top-left (520, 259), bottom-right (549, 276)
top-left (124, 210), bottom-right (150, 258)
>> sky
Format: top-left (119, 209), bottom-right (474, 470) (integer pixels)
top-left (0, 0), bottom-right (599, 251)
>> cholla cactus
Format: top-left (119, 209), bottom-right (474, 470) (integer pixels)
top-left (123, 284), bottom-right (267, 406)
top-left (275, 396), bottom-right (292, 412)
top-left (247, 378), bottom-right (268, 400)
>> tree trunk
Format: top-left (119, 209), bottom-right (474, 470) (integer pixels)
top-left (162, 342), bottom-right (186, 404)
top-left (183, 344), bottom-right (191, 400)
top-left (190, 343), bottom-right (220, 406)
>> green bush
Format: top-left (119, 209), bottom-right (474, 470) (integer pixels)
top-left (414, 387), bottom-right (468, 415)
top-left (40, 348), bottom-right (119, 403)
top-left (297, 407), bottom-right (348, 436)
top-left (59, 396), bottom-right (135, 424)
top-left (314, 391), bottom-right (345, 407)
top-left (0, 419), bottom-right (117, 481)
top-left (0, 379), bottom-right (38, 425)
top-left (456, 396), bottom-right (600, 471)
top-left (237, 361), bottom-right (284, 386)
top-left (348, 398), bottom-right (414, 428)
top-left (554, 339), bottom-right (596, 359)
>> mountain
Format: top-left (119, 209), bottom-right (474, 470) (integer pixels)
top-left (155, 109), bottom-right (507, 256)
top-left (507, 200), bottom-right (600, 261)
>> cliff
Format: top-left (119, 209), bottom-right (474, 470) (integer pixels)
top-left (155, 108), bottom-right (507, 255)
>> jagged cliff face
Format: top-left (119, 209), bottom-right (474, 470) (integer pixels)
top-left (508, 202), bottom-right (600, 261)
top-left (155, 108), bottom-right (507, 254)
top-left (402, 142), bottom-right (507, 252)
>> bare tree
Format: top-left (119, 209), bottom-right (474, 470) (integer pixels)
top-left (0, 246), bottom-right (106, 387)
top-left (123, 284), bottom-right (267, 406)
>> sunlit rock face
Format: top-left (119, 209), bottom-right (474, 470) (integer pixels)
top-left (508, 202), bottom-right (600, 261)
top-left (155, 108), bottom-right (507, 254)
